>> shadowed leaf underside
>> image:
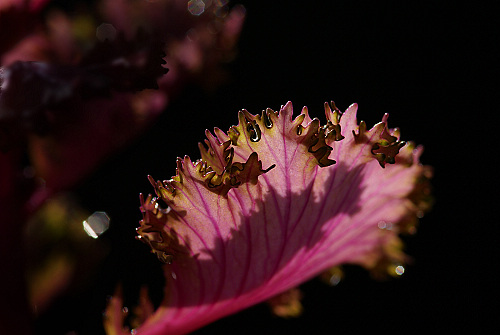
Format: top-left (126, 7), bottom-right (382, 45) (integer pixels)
top-left (132, 101), bottom-right (431, 335)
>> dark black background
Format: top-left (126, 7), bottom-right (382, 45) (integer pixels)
top-left (36, 1), bottom-right (497, 334)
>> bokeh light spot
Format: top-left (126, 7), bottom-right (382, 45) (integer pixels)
top-left (96, 23), bottom-right (117, 41)
top-left (395, 265), bottom-right (405, 276)
top-left (188, 0), bottom-right (205, 16)
top-left (83, 211), bottom-right (110, 239)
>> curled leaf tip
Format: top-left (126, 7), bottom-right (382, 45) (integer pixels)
top-left (134, 100), bottom-right (431, 335)
top-left (352, 113), bottom-right (407, 167)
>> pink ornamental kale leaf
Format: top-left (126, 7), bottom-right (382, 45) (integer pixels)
top-left (127, 101), bottom-right (431, 334)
